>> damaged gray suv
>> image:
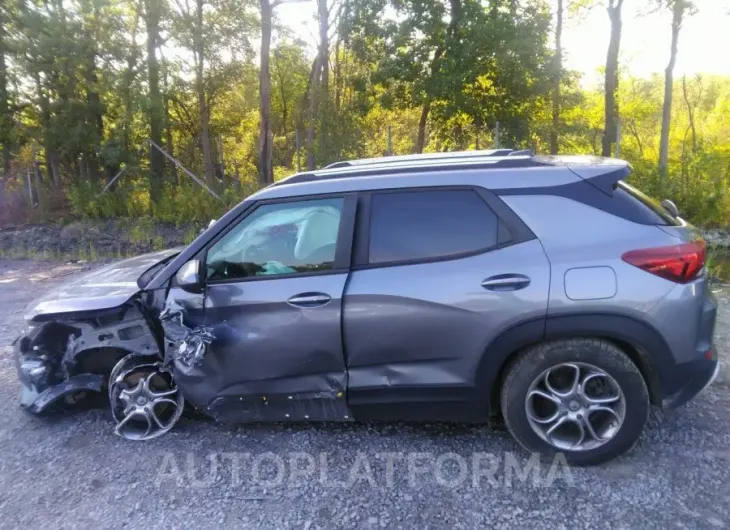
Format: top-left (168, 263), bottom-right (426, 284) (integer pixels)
top-left (13, 150), bottom-right (719, 465)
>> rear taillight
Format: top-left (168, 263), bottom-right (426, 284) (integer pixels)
top-left (621, 240), bottom-right (706, 283)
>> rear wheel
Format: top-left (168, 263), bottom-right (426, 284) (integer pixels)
top-left (500, 338), bottom-right (649, 466)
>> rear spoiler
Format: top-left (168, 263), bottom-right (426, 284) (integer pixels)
top-left (565, 158), bottom-right (631, 196)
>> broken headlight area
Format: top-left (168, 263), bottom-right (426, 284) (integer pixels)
top-left (15, 322), bottom-right (98, 413)
top-left (159, 304), bottom-right (215, 369)
top-left (15, 305), bottom-right (162, 415)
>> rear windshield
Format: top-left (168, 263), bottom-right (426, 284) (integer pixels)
top-left (614, 181), bottom-right (681, 226)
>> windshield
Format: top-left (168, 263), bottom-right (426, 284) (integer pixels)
top-left (137, 251), bottom-right (180, 289)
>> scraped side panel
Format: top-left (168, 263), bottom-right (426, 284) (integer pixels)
top-left (166, 275), bottom-right (352, 422)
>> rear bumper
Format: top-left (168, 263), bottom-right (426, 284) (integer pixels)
top-left (662, 358), bottom-right (720, 409)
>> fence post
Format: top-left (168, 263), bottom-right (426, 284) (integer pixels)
top-left (494, 121), bottom-right (500, 149)
top-left (386, 125), bottom-right (392, 156)
top-left (26, 167), bottom-right (36, 207)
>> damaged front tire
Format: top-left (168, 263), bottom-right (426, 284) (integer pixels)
top-left (109, 355), bottom-right (184, 440)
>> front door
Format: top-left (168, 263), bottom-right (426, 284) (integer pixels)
top-left (173, 194), bottom-right (356, 422)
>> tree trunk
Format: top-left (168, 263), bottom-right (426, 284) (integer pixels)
top-left (602, 0), bottom-right (624, 158)
top-left (122, 5), bottom-right (141, 159)
top-left (415, 99), bottom-right (430, 154)
top-left (306, 56), bottom-right (322, 170)
top-left (318, 0), bottom-right (329, 93)
top-left (85, 51), bottom-right (104, 182)
top-left (0, 10), bottom-right (11, 176)
top-left (682, 75), bottom-right (697, 153)
top-left (550, 0), bottom-right (563, 155)
top-left (163, 60), bottom-right (178, 184)
top-left (33, 71), bottom-right (60, 189)
top-left (194, 0), bottom-right (215, 184)
top-left (146, 0), bottom-right (165, 201)
top-left (334, 39), bottom-right (341, 112)
top-left (258, 0), bottom-right (274, 185)
top-left (303, 0), bottom-right (330, 170)
top-left (659, 0), bottom-right (685, 179)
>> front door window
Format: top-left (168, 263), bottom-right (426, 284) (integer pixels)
top-left (206, 197), bottom-right (344, 281)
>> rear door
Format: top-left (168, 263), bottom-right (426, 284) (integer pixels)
top-left (174, 194), bottom-right (357, 422)
top-left (343, 186), bottom-right (550, 420)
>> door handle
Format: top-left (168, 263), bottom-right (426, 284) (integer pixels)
top-left (481, 274), bottom-right (531, 291)
top-left (287, 292), bottom-right (332, 307)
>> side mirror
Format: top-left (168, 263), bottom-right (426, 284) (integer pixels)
top-left (660, 199), bottom-right (679, 218)
top-left (176, 259), bottom-right (203, 294)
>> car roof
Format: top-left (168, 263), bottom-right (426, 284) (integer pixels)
top-left (249, 152), bottom-right (629, 201)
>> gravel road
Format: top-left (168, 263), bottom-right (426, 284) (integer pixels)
top-left (1, 259), bottom-right (729, 529)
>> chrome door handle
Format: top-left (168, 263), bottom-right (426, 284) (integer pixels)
top-left (481, 274), bottom-right (531, 291)
top-left (287, 293), bottom-right (332, 307)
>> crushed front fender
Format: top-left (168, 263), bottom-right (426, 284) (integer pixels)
top-left (14, 301), bottom-right (162, 414)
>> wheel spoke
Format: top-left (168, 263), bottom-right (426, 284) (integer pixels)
top-left (142, 373), bottom-right (155, 393)
top-left (581, 372), bottom-right (621, 404)
top-left (544, 363), bottom-right (580, 398)
top-left (149, 387), bottom-right (178, 399)
top-left (589, 405), bottom-right (621, 423)
top-left (546, 416), bottom-right (568, 437)
top-left (572, 418), bottom-right (586, 448)
top-left (580, 414), bottom-right (601, 441)
top-left (149, 406), bottom-right (170, 429)
top-left (140, 410), bottom-right (153, 439)
top-left (528, 389), bottom-right (561, 405)
top-left (527, 407), bottom-right (560, 425)
top-left (120, 380), bottom-right (142, 399)
top-left (114, 409), bottom-right (144, 437)
top-left (153, 398), bottom-right (180, 408)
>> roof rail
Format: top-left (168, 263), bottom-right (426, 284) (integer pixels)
top-left (324, 149), bottom-right (516, 169)
top-left (273, 155), bottom-right (551, 187)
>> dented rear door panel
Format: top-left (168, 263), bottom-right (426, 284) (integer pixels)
top-left (343, 239), bottom-right (551, 421)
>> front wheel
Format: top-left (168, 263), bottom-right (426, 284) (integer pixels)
top-left (500, 338), bottom-right (650, 466)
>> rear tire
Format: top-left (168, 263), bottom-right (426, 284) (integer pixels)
top-left (500, 338), bottom-right (649, 466)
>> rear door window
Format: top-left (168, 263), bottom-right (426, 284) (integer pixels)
top-left (368, 189), bottom-right (499, 264)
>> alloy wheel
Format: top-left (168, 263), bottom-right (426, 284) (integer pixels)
top-left (524, 362), bottom-right (626, 451)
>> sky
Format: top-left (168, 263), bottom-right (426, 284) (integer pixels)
top-left (275, 0), bottom-right (730, 86)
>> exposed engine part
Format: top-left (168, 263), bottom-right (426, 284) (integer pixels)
top-left (159, 304), bottom-right (214, 368)
top-left (109, 355), bottom-right (184, 440)
top-left (16, 303), bottom-right (162, 414)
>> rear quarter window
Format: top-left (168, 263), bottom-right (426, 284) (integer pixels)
top-left (615, 181), bottom-right (681, 226)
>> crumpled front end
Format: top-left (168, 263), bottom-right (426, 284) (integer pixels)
top-left (14, 303), bottom-right (162, 414)
top-left (159, 302), bottom-right (215, 370)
